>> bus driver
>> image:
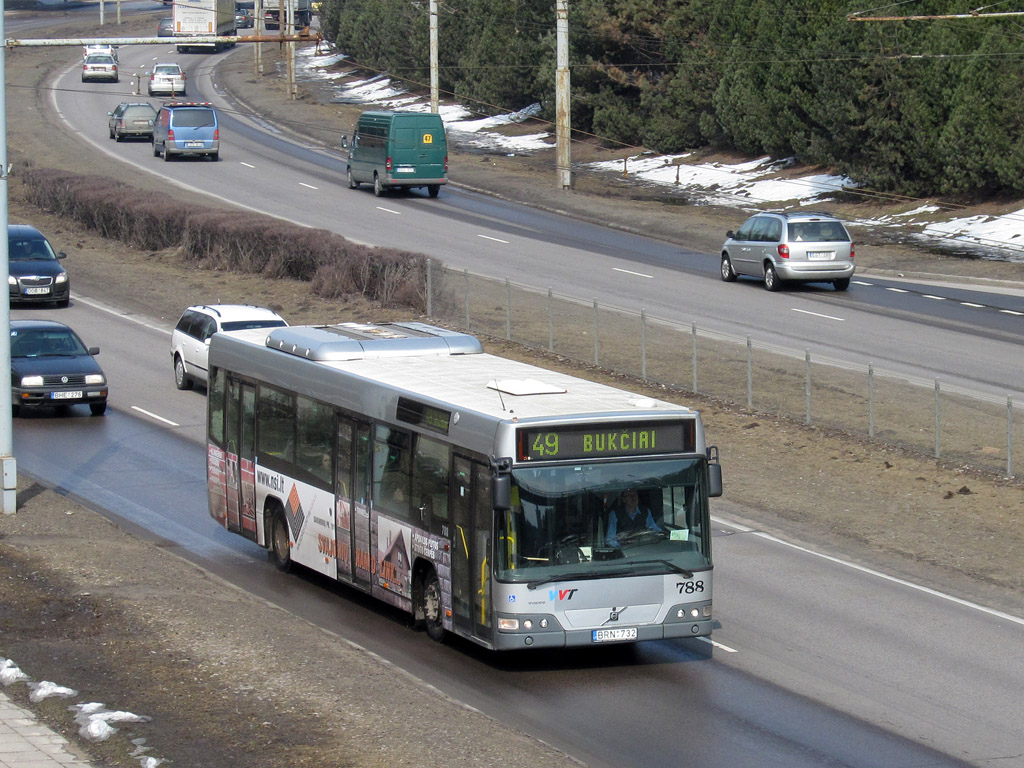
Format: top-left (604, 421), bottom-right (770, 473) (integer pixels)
top-left (606, 488), bottom-right (662, 547)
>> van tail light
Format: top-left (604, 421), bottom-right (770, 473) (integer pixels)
top-left (385, 156), bottom-right (392, 171)
top-left (777, 244), bottom-right (790, 259)
top-left (213, 128), bottom-right (219, 140)
top-left (167, 128), bottom-right (175, 142)
top-left (444, 155), bottom-right (449, 171)
top-left (850, 243), bottom-right (855, 259)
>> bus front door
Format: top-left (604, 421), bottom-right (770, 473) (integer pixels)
top-left (451, 455), bottom-right (493, 642)
top-left (224, 379), bottom-right (257, 541)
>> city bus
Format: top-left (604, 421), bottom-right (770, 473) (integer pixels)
top-left (206, 321), bottom-right (722, 651)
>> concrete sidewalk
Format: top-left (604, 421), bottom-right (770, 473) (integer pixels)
top-left (0, 690), bottom-right (93, 768)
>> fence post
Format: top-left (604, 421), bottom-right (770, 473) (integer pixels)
top-left (805, 350), bottom-right (811, 425)
top-left (641, 310), bottom-right (647, 381)
top-left (547, 288), bottom-right (554, 353)
top-left (746, 336), bottom-right (752, 409)
top-left (1008, 395), bottom-right (1014, 480)
top-left (505, 278), bottom-right (512, 341)
top-left (868, 363), bottom-right (875, 439)
top-left (934, 378), bottom-right (941, 459)
top-left (426, 259), bottom-right (433, 317)
top-left (691, 322), bottom-right (697, 394)
top-left (593, 299), bottom-right (599, 366)
top-left (464, 269), bottom-right (470, 329)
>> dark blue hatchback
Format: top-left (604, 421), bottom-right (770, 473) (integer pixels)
top-left (8, 224), bottom-right (69, 307)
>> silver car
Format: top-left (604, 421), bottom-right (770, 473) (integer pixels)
top-left (82, 53), bottom-right (118, 83)
top-left (720, 211), bottom-right (855, 291)
top-left (147, 63), bottom-right (186, 97)
top-left (107, 102), bottom-right (158, 141)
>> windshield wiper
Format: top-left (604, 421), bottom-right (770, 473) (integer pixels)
top-left (526, 571), bottom-right (624, 590)
top-left (629, 559), bottom-right (694, 578)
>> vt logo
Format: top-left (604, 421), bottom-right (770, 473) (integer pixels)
top-left (549, 588), bottom-right (578, 601)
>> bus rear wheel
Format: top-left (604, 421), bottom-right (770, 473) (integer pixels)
top-left (269, 506), bottom-right (292, 572)
top-left (419, 570), bottom-right (446, 643)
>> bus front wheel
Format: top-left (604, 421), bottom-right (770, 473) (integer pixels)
top-left (269, 506), bottom-right (292, 572)
top-left (419, 570), bottom-right (446, 643)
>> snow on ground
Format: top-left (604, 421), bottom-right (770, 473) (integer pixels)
top-left (294, 45), bottom-right (1024, 261)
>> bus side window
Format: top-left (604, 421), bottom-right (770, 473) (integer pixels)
top-left (373, 426), bottom-right (411, 519)
top-left (295, 395), bottom-right (333, 486)
top-left (257, 385), bottom-right (295, 463)
top-left (413, 434), bottom-right (449, 524)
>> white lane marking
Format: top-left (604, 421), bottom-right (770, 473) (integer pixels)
top-left (240, 161), bottom-right (255, 168)
top-left (613, 267), bottom-right (653, 279)
top-left (886, 287), bottom-right (909, 293)
top-left (73, 295), bottom-right (171, 335)
top-left (1000, 309), bottom-right (1024, 316)
top-left (697, 637), bottom-right (739, 653)
top-left (478, 234), bottom-right (509, 244)
top-left (960, 302), bottom-right (985, 308)
top-left (131, 406), bottom-right (179, 427)
top-left (853, 280), bottom-right (872, 286)
top-left (299, 182), bottom-right (318, 190)
top-left (376, 206), bottom-right (401, 215)
top-left (791, 308), bottom-right (844, 321)
top-left (715, 517), bottom-right (1024, 627)
top-left (923, 294), bottom-right (945, 301)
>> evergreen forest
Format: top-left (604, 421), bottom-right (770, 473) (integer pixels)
top-left (318, 1), bottom-right (1024, 199)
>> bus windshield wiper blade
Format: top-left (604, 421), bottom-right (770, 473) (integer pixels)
top-left (629, 559), bottom-right (694, 578)
top-left (526, 571), bottom-right (618, 589)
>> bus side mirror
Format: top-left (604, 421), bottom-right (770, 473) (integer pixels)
top-left (492, 474), bottom-right (510, 511)
top-left (707, 462), bottom-right (722, 498)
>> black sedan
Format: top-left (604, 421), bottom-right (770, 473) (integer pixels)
top-left (8, 224), bottom-right (70, 307)
top-left (10, 319), bottom-right (108, 416)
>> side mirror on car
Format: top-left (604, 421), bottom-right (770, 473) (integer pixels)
top-left (340, 136), bottom-right (348, 149)
top-left (726, 230), bottom-right (735, 239)
top-left (88, 346), bottom-right (100, 356)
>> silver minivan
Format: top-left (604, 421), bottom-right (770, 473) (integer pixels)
top-left (720, 211), bottom-right (855, 291)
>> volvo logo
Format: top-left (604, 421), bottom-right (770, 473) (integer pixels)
top-left (60, 376), bottom-right (69, 384)
top-left (604, 606), bottom-right (626, 624)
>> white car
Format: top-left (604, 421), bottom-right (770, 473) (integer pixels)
top-left (171, 304), bottom-right (287, 390)
top-left (82, 54), bottom-right (118, 83)
top-left (148, 62), bottom-right (186, 97)
top-left (83, 43), bottom-right (118, 61)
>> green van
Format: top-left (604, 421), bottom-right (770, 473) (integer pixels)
top-left (345, 111), bottom-right (448, 198)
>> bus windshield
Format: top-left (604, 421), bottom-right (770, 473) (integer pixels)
top-left (496, 458), bottom-right (712, 583)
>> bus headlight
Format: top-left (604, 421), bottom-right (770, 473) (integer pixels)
top-left (498, 618), bottom-right (520, 631)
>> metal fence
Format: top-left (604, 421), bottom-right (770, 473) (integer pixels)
top-left (425, 262), bottom-right (1022, 479)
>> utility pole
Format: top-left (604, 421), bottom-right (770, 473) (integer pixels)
top-left (554, 0), bottom-right (571, 190)
top-left (429, 0), bottom-right (438, 113)
top-left (0, 0), bottom-right (16, 515)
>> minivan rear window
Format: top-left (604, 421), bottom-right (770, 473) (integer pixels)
top-left (789, 221), bottom-right (849, 242)
top-left (172, 109), bottom-right (216, 128)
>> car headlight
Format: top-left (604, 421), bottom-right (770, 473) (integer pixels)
top-left (55, 272), bottom-right (68, 284)
top-left (85, 374), bottom-right (105, 385)
top-left (8, 276), bottom-right (16, 286)
top-left (20, 375), bottom-right (43, 387)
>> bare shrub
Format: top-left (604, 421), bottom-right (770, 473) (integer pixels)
top-left (17, 167), bottom-right (429, 311)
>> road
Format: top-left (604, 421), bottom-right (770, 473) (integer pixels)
top-left (2, 33), bottom-right (1021, 764)
top-left (41, 39), bottom-right (1024, 402)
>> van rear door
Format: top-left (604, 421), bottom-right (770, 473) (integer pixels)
top-left (392, 120), bottom-right (446, 181)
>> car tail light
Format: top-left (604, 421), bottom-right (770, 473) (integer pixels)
top-left (167, 128), bottom-right (175, 142)
top-left (213, 128), bottom-right (219, 140)
top-left (112, 64), bottom-right (117, 72)
top-left (850, 243), bottom-right (855, 259)
top-left (385, 156), bottom-right (392, 171)
top-left (778, 244), bottom-right (790, 259)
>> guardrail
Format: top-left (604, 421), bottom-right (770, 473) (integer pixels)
top-left (425, 262), bottom-right (1021, 479)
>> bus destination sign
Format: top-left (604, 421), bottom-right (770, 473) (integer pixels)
top-left (517, 420), bottom-right (695, 461)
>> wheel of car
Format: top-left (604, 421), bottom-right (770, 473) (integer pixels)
top-left (147, 88), bottom-right (154, 96)
top-left (90, 401), bottom-right (107, 416)
top-left (11, 405), bottom-right (19, 418)
top-left (211, 152), bottom-right (220, 162)
top-left (419, 569), bottom-right (446, 643)
top-left (173, 355), bottom-right (194, 391)
top-left (114, 129), bottom-right (122, 143)
top-left (347, 168), bottom-right (358, 189)
top-left (268, 506), bottom-right (293, 572)
top-left (720, 254), bottom-right (738, 282)
top-left (427, 184), bottom-right (440, 198)
top-left (833, 277), bottom-right (851, 291)
top-left (163, 148), bottom-right (172, 162)
top-left (764, 263), bottom-right (782, 292)
top-left (373, 173), bottom-right (385, 197)
top-left (56, 297), bottom-right (69, 309)
top-left (108, 125), bottom-right (114, 140)
top-left (153, 142), bottom-right (160, 158)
